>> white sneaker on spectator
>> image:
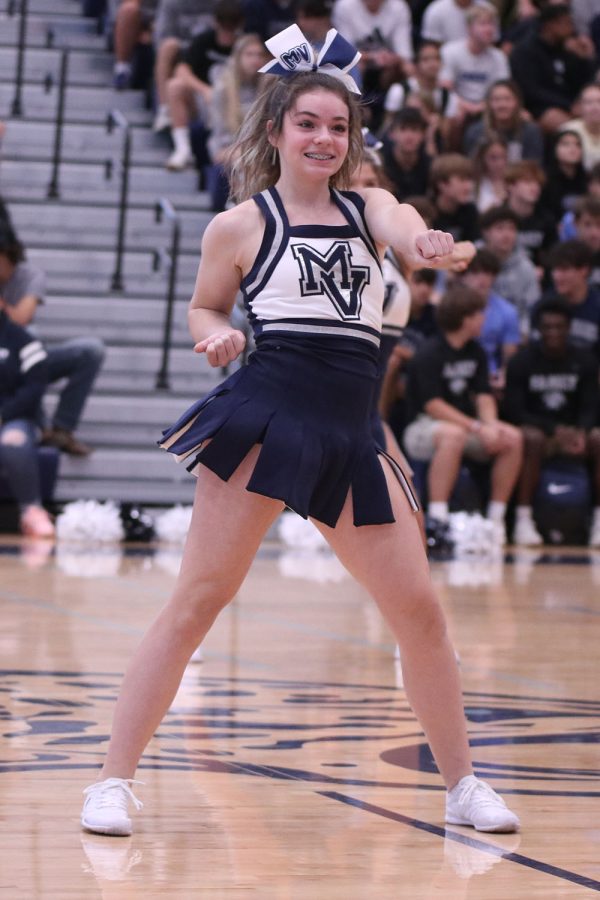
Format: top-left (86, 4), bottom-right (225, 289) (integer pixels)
top-left (153, 105), bottom-right (171, 132)
top-left (81, 778), bottom-right (143, 836)
top-left (588, 518), bottom-right (600, 547)
top-left (166, 148), bottom-right (194, 171)
top-left (446, 776), bottom-right (520, 833)
top-left (513, 518), bottom-right (543, 546)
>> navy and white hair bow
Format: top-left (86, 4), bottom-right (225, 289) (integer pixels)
top-left (259, 25), bottom-right (361, 95)
top-left (362, 128), bottom-right (383, 152)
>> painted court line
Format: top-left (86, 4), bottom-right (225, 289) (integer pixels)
top-left (318, 791), bottom-right (600, 893)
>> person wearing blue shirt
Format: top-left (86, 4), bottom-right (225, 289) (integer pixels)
top-left (461, 248), bottom-right (521, 392)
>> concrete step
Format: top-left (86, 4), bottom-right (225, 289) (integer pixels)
top-left (37, 295), bottom-right (195, 345)
top-left (0, 11), bottom-right (106, 50)
top-left (0, 45), bottom-right (112, 85)
top-left (0, 82), bottom-right (152, 124)
top-left (54, 456), bottom-right (199, 503)
top-left (2, 120), bottom-right (174, 164)
top-left (8, 202), bottom-right (212, 254)
top-left (0, 159), bottom-right (204, 205)
top-left (25, 247), bottom-right (199, 297)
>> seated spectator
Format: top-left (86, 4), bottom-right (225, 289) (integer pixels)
top-left (561, 82), bottom-right (600, 173)
top-left (461, 248), bottom-right (520, 391)
top-left (430, 153), bottom-right (480, 241)
top-left (242, 0), bottom-right (295, 42)
top-left (509, 3), bottom-right (596, 133)
top-left (162, 0), bottom-right (244, 170)
top-left (505, 297), bottom-right (600, 546)
top-left (479, 205), bottom-right (540, 335)
top-left (566, 196), bottom-right (600, 289)
top-left (381, 267), bottom-right (439, 443)
top-left (0, 226), bottom-right (105, 456)
top-left (152, 0), bottom-right (234, 134)
top-left (463, 79), bottom-right (544, 163)
top-left (381, 108), bottom-right (431, 200)
top-left (332, 0), bottom-right (413, 129)
top-left (205, 34), bottom-right (268, 210)
top-left (473, 137), bottom-right (508, 212)
top-left (440, 3), bottom-right (510, 150)
top-left (420, 0), bottom-right (474, 46)
top-left (533, 239), bottom-right (600, 354)
top-left (0, 298), bottom-right (54, 538)
top-left (295, 0), bottom-right (333, 49)
top-left (383, 40), bottom-right (448, 131)
top-left (112, 0), bottom-right (158, 91)
top-left (504, 160), bottom-right (557, 265)
top-left (541, 130), bottom-right (588, 221)
top-left (402, 283), bottom-right (522, 542)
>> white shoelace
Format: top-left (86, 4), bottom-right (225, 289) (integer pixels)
top-left (455, 778), bottom-right (506, 811)
top-left (83, 778), bottom-right (144, 811)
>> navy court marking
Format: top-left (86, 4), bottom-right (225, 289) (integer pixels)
top-left (319, 792), bottom-right (600, 893)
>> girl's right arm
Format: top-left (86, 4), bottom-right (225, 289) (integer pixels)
top-left (188, 205), bottom-right (255, 367)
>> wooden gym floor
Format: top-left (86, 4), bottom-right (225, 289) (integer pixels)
top-left (0, 534), bottom-right (599, 899)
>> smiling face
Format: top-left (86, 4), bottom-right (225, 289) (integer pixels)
top-left (271, 88), bottom-right (350, 184)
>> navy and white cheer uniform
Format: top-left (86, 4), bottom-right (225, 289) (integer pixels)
top-left (160, 186), bottom-right (418, 527)
top-left (370, 250), bottom-right (411, 445)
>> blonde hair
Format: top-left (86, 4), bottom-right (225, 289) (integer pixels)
top-left (220, 34), bottom-right (268, 137)
top-left (226, 71), bottom-right (364, 203)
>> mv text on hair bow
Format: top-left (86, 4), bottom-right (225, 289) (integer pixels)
top-left (259, 24), bottom-right (361, 95)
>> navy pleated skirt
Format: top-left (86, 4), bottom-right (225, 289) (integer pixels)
top-left (159, 334), bottom-right (418, 528)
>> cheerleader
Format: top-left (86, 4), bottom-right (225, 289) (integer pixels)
top-left (81, 25), bottom-right (520, 837)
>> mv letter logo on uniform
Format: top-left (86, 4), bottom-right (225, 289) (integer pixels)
top-left (292, 241), bottom-right (370, 320)
top-left (281, 42), bottom-right (311, 70)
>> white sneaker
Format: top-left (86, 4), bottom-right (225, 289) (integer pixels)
top-left (589, 519), bottom-right (600, 547)
top-left (153, 106), bottom-right (171, 132)
top-left (166, 147), bottom-right (194, 171)
top-left (446, 775), bottom-right (520, 833)
top-left (81, 778), bottom-right (143, 836)
top-left (513, 517), bottom-right (543, 546)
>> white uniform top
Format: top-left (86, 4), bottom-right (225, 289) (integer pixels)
top-left (241, 187), bottom-right (386, 348)
top-left (381, 250), bottom-right (411, 338)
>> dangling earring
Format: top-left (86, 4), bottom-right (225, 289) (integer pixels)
top-left (271, 145), bottom-right (278, 166)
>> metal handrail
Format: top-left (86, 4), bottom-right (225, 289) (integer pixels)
top-left (106, 109), bottom-right (132, 291)
top-left (153, 198), bottom-right (181, 390)
top-left (8, 0), bottom-right (29, 117)
top-left (46, 48), bottom-right (69, 199)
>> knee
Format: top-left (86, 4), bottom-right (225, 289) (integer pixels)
top-left (436, 422), bottom-right (468, 449)
top-left (171, 572), bottom-right (239, 631)
top-left (403, 586), bottom-right (448, 644)
top-left (522, 426), bottom-right (545, 453)
top-left (0, 427), bottom-right (28, 448)
top-left (76, 337), bottom-right (106, 366)
top-left (502, 423), bottom-right (523, 453)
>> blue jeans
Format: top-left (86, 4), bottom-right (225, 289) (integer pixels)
top-left (0, 419), bottom-right (41, 509)
top-left (46, 337), bottom-right (105, 432)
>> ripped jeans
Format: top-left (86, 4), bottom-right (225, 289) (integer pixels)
top-left (0, 418), bottom-right (41, 509)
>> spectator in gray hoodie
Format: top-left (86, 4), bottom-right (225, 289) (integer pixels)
top-left (479, 205), bottom-right (540, 336)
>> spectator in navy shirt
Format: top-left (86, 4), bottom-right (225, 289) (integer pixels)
top-left (0, 300), bottom-right (54, 538)
top-left (506, 297), bottom-right (600, 546)
top-left (382, 107), bottom-right (431, 201)
top-left (430, 153), bottom-right (481, 242)
top-left (532, 240), bottom-right (600, 355)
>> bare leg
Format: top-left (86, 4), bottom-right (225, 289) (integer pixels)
top-left (489, 424), bottom-right (522, 503)
top-left (516, 426), bottom-right (545, 505)
top-left (312, 467), bottom-right (473, 789)
top-left (114, 0), bottom-right (142, 64)
top-left (428, 423), bottom-right (467, 503)
top-left (100, 448), bottom-right (284, 779)
top-left (155, 38), bottom-right (181, 107)
top-left (166, 75), bottom-right (197, 128)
